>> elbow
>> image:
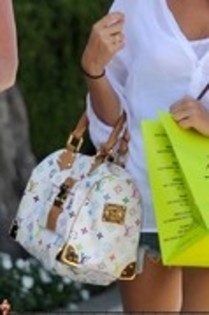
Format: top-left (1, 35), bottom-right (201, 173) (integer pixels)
top-left (0, 55), bottom-right (18, 92)
top-left (6, 56), bottom-right (18, 89)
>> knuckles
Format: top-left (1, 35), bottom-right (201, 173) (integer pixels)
top-left (186, 100), bottom-right (195, 108)
top-left (92, 23), bottom-right (103, 37)
top-left (172, 99), bottom-right (202, 112)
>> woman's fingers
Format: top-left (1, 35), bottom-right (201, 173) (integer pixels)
top-left (93, 13), bottom-right (125, 44)
top-left (170, 97), bottom-right (209, 136)
top-left (170, 98), bottom-right (199, 123)
top-left (170, 98), bottom-right (200, 122)
top-left (170, 97), bottom-right (194, 114)
top-left (105, 31), bottom-right (125, 47)
top-left (172, 108), bottom-right (193, 122)
top-left (178, 118), bottom-right (193, 130)
top-left (81, 12), bottom-right (125, 74)
top-left (97, 12), bottom-right (125, 29)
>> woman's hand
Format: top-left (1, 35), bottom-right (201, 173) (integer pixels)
top-left (170, 97), bottom-right (209, 136)
top-left (81, 12), bottom-right (125, 76)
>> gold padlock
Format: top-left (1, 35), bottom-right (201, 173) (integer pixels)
top-left (102, 203), bottom-right (126, 225)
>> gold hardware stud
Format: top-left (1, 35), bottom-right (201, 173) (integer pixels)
top-left (56, 244), bottom-right (79, 267)
top-left (67, 134), bottom-right (84, 152)
top-left (102, 203), bottom-right (126, 225)
top-left (120, 262), bottom-right (136, 280)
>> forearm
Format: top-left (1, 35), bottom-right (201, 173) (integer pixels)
top-left (82, 12), bottom-right (125, 126)
top-left (0, 0), bottom-right (18, 92)
top-left (86, 75), bottom-right (122, 126)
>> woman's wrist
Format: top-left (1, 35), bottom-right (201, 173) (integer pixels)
top-left (81, 65), bottom-right (106, 79)
top-left (80, 57), bottom-right (106, 80)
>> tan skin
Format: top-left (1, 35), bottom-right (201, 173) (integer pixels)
top-left (82, 0), bottom-right (209, 312)
top-left (0, 0), bottom-right (18, 91)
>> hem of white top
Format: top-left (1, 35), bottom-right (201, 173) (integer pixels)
top-left (141, 229), bottom-right (158, 233)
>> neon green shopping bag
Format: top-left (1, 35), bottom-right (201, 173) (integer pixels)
top-left (142, 113), bottom-right (209, 266)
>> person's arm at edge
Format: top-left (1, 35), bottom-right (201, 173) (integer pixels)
top-left (0, 0), bottom-right (18, 92)
top-left (81, 12), bottom-right (125, 127)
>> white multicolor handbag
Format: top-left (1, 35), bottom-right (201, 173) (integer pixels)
top-left (9, 112), bottom-right (142, 285)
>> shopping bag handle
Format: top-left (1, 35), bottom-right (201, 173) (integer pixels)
top-left (197, 83), bottom-right (209, 100)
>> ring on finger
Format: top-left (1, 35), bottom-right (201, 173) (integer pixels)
top-left (112, 33), bottom-right (122, 44)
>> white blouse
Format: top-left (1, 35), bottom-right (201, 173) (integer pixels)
top-left (86, 0), bottom-right (209, 232)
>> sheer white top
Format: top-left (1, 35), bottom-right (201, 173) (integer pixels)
top-left (86, 0), bottom-right (209, 232)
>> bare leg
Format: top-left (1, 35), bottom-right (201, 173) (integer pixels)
top-left (182, 267), bottom-right (209, 312)
top-left (119, 255), bottom-right (182, 312)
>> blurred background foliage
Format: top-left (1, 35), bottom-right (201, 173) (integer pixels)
top-left (13, 0), bottom-right (112, 161)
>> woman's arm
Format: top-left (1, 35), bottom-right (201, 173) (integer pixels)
top-left (81, 12), bottom-right (125, 127)
top-left (0, 0), bottom-right (18, 92)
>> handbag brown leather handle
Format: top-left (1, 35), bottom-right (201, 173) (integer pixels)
top-left (51, 111), bottom-right (129, 231)
top-left (66, 111), bottom-right (128, 156)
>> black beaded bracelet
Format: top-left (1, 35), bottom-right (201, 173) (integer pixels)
top-left (81, 66), bottom-right (106, 79)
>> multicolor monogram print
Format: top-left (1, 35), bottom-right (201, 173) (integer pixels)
top-left (12, 149), bottom-right (142, 285)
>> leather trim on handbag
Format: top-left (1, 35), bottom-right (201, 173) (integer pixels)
top-left (46, 177), bottom-right (76, 231)
top-left (120, 262), bottom-right (136, 280)
top-left (56, 243), bottom-right (137, 281)
top-left (57, 150), bottom-right (76, 170)
top-left (57, 111), bottom-right (129, 171)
